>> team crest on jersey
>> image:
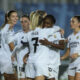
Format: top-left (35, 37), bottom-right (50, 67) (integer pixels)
top-left (76, 36), bottom-right (79, 39)
top-left (53, 34), bottom-right (56, 38)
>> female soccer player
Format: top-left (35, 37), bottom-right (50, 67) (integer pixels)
top-left (22, 11), bottom-right (65, 80)
top-left (39, 14), bottom-right (65, 80)
top-left (12, 15), bottom-right (30, 80)
top-left (0, 10), bottom-right (18, 80)
top-left (61, 16), bottom-right (80, 80)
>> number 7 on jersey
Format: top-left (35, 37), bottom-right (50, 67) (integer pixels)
top-left (32, 37), bottom-right (39, 53)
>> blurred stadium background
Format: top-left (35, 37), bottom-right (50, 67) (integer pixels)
top-left (0, 0), bottom-right (80, 80)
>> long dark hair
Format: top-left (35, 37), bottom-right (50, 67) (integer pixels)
top-left (0, 10), bottom-right (17, 30)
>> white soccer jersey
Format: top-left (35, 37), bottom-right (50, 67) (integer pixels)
top-left (0, 24), bottom-right (15, 74)
top-left (0, 31), bottom-right (1, 72)
top-left (53, 25), bottom-right (61, 30)
top-left (24, 28), bottom-right (48, 64)
top-left (67, 31), bottom-right (80, 70)
top-left (67, 31), bottom-right (80, 56)
top-left (67, 31), bottom-right (80, 76)
top-left (0, 31), bottom-right (1, 48)
top-left (25, 26), bottom-right (63, 79)
top-left (1, 24), bottom-right (15, 56)
top-left (12, 31), bottom-right (29, 67)
top-left (47, 31), bottom-right (64, 66)
top-left (38, 25), bottom-right (64, 66)
top-left (22, 26), bottom-right (60, 64)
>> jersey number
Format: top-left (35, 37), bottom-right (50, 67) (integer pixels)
top-left (32, 37), bottom-right (39, 53)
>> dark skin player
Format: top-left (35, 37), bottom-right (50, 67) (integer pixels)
top-left (39, 15), bottom-right (67, 80)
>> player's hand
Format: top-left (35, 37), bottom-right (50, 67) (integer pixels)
top-left (39, 38), bottom-right (51, 46)
top-left (11, 55), bottom-right (15, 61)
top-left (23, 53), bottom-right (29, 64)
top-left (65, 39), bottom-right (68, 43)
top-left (60, 56), bottom-right (64, 60)
top-left (70, 53), bottom-right (78, 59)
top-left (23, 56), bottom-right (27, 64)
top-left (59, 29), bottom-right (64, 35)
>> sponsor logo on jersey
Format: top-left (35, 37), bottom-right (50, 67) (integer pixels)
top-left (70, 42), bottom-right (79, 48)
top-left (54, 34), bottom-right (56, 38)
top-left (76, 36), bottom-right (79, 39)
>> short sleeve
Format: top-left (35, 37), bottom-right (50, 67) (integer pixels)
top-left (56, 32), bottom-right (65, 40)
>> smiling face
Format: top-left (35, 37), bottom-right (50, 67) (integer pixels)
top-left (70, 17), bottom-right (80, 30)
top-left (7, 12), bottom-right (18, 25)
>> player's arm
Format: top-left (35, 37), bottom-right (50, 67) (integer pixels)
top-left (9, 42), bottom-right (15, 51)
top-left (8, 42), bottom-right (16, 61)
top-left (8, 33), bottom-right (16, 51)
top-left (23, 52), bottom-right (29, 64)
top-left (70, 53), bottom-right (79, 59)
top-left (61, 48), bottom-right (70, 60)
top-left (50, 39), bottom-right (67, 50)
top-left (50, 40), bottom-right (66, 50)
top-left (39, 38), bottom-right (66, 50)
top-left (59, 28), bottom-right (64, 35)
